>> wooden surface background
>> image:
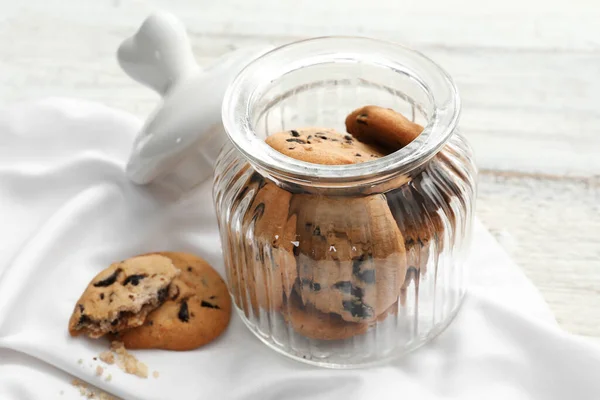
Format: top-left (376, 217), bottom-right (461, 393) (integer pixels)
top-left (1, 0), bottom-right (598, 342)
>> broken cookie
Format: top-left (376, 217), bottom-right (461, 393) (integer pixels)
top-left (68, 254), bottom-right (179, 338)
top-left (112, 252), bottom-right (232, 351)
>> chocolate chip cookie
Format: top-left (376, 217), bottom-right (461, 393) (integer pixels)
top-left (236, 178), bottom-right (297, 315)
top-left (291, 194), bottom-right (407, 323)
top-left (283, 284), bottom-right (401, 341)
top-left (265, 127), bottom-right (386, 165)
top-left (113, 252), bottom-right (231, 350)
top-left (345, 105), bottom-right (424, 151)
top-left (283, 286), bottom-right (368, 341)
top-left (68, 254), bottom-right (179, 338)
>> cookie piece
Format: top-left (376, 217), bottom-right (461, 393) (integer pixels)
top-left (283, 287), bottom-right (368, 341)
top-left (265, 127), bottom-right (386, 165)
top-left (291, 194), bottom-right (407, 323)
top-left (236, 178), bottom-right (297, 315)
top-left (283, 285), bottom-right (400, 341)
top-left (345, 106), bottom-right (424, 151)
top-left (69, 255), bottom-right (179, 338)
top-left (113, 252), bottom-right (231, 351)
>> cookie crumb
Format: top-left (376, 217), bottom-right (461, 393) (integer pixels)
top-left (71, 379), bottom-right (118, 400)
top-left (152, 371), bottom-right (160, 379)
top-left (110, 341), bottom-right (149, 379)
top-left (99, 351), bottom-right (114, 365)
top-left (95, 365), bottom-right (104, 376)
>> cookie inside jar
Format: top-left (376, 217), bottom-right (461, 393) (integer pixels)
top-left (228, 104), bottom-right (450, 341)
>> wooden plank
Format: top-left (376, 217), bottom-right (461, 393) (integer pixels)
top-left (1, 13), bottom-right (599, 176)
top-left (479, 170), bottom-right (600, 337)
top-left (7, 0), bottom-right (600, 51)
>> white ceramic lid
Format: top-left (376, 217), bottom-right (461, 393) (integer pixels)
top-left (118, 11), bottom-right (272, 188)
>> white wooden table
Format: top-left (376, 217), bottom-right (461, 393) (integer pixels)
top-left (1, 0), bottom-right (598, 342)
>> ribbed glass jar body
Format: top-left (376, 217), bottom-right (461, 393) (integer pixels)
top-left (214, 37), bottom-right (477, 367)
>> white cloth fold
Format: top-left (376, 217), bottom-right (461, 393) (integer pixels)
top-left (0, 98), bottom-right (599, 400)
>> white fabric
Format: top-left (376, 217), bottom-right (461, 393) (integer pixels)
top-left (0, 98), bottom-right (599, 400)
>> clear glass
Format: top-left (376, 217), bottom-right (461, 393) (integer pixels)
top-left (214, 37), bottom-right (477, 368)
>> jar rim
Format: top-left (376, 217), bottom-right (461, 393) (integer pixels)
top-left (221, 36), bottom-right (461, 185)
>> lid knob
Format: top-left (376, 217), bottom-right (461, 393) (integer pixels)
top-left (119, 11), bottom-right (272, 188)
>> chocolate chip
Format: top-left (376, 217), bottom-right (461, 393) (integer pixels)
top-left (99, 293), bottom-right (104, 300)
top-left (148, 320), bottom-right (153, 326)
top-left (288, 147), bottom-right (295, 150)
top-left (201, 300), bottom-right (220, 309)
top-left (301, 278), bottom-right (321, 292)
top-left (332, 281), bottom-right (352, 293)
top-left (187, 267), bottom-right (193, 272)
top-left (333, 281), bottom-right (365, 300)
top-left (111, 319), bottom-right (119, 326)
top-left (128, 294), bottom-right (134, 300)
top-left (351, 254), bottom-right (368, 276)
top-left (78, 314), bottom-right (91, 326)
top-left (123, 274), bottom-right (146, 286)
top-left (315, 134), bottom-right (328, 140)
top-left (209, 295), bottom-right (216, 299)
top-left (307, 135), bottom-right (313, 140)
top-left (342, 300), bottom-right (373, 319)
top-left (93, 268), bottom-right (121, 287)
top-left (286, 138), bottom-right (306, 144)
top-left (344, 135), bottom-right (353, 141)
top-left (355, 153), bottom-right (362, 157)
top-left (356, 269), bottom-right (376, 284)
top-left (93, 357), bottom-right (97, 361)
top-left (178, 300), bottom-right (190, 322)
top-left (313, 226), bottom-right (321, 236)
top-left (290, 130), bottom-right (300, 137)
top-left (78, 304), bottom-right (84, 312)
top-left (157, 287), bottom-right (169, 303)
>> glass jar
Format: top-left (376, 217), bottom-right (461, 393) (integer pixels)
top-left (214, 37), bottom-right (477, 368)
